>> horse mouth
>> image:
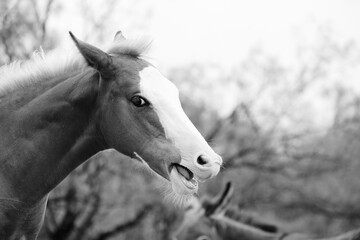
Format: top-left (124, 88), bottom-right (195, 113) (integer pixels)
top-left (133, 152), bottom-right (198, 195)
top-left (173, 164), bottom-right (193, 180)
top-left (170, 163), bottom-right (198, 192)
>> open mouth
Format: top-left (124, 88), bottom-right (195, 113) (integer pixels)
top-left (133, 152), bottom-right (199, 195)
top-left (170, 163), bottom-right (198, 190)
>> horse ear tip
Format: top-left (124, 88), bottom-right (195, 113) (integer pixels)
top-left (68, 31), bottom-right (78, 42)
top-left (114, 30), bottom-right (126, 41)
top-left (223, 181), bottom-right (233, 198)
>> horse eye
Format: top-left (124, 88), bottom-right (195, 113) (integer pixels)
top-left (131, 96), bottom-right (148, 107)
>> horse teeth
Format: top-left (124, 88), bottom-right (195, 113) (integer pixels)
top-left (189, 178), bottom-right (198, 186)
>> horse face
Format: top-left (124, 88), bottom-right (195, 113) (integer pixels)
top-left (135, 65), bottom-right (223, 195)
top-left (70, 33), bottom-right (222, 197)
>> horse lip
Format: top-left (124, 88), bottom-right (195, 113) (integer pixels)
top-left (171, 163), bottom-right (194, 181)
top-left (169, 163), bottom-right (212, 183)
top-left (170, 165), bottom-right (198, 191)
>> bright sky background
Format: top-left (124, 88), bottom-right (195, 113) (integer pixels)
top-left (49, 0), bottom-right (360, 128)
top-left (151, 0), bottom-right (360, 68)
top-left (52, 0), bottom-right (360, 68)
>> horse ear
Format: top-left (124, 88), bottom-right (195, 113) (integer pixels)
top-left (202, 181), bottom-right (233, 217)
top-left (69, 31), bottom-right (112, 73)
top-left (114, 30), bottom-right (126, 42)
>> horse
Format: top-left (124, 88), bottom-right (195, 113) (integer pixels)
top-left (0, 31), bottom-right (222, 240)
top-left (172, 182), bottom-right (360, 240)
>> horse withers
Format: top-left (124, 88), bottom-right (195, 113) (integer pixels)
top-left (0, 31), bottom-right (222, 240)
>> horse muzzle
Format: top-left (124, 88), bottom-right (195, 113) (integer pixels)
top-left (169, 154), bottom-right (222, 195)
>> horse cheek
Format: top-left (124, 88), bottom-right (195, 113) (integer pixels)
top-left (144, 139), bottom-right (181, 178)
top-left (99, 104), bottom-right (137, 155)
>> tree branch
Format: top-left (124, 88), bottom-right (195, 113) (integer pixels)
top-left (92, 205), bottom-right (153, 240)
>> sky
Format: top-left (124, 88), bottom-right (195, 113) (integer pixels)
top-left (52, 0), bottom-right (360, 69)
top-left (49, 0), bottom-right (360, 127)
top-left (150, 0), bottom-right (360, 68)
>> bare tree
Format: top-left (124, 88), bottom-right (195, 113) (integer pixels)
top-left (168, 31), bottom-right (360, 235)
top-left (0, 0), bottom-right (57, 64)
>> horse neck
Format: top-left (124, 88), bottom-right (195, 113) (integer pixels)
top-left (0, 68), bottom-right (105, 205)
top-left (214, 216), bottom-right (279, 240)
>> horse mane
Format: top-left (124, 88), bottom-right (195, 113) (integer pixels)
top-left (108, 36), bottom-right (152, 57)
top-left (0, 36), bottom-right (152, 95)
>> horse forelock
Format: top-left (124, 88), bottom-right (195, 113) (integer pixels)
top-left (108, 36), bottom-right (152, 58)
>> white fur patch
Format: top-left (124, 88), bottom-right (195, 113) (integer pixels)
top-left (138, 67), bottom-right (221, 183)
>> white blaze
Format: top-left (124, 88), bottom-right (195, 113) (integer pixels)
top-left (138, 66), bottom-right (221, 187)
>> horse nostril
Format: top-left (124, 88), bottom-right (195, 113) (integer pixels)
top-left (197, 155), bottom-right (209, 166)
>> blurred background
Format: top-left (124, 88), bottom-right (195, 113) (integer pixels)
top-left (1, 0), bottom-right (360, 239)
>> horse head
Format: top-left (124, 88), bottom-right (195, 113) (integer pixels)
top-left (69, 32), bottom-right (222, 198)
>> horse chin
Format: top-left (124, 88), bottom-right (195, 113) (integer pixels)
top-left (169, 165), bottom-right (199, 196)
